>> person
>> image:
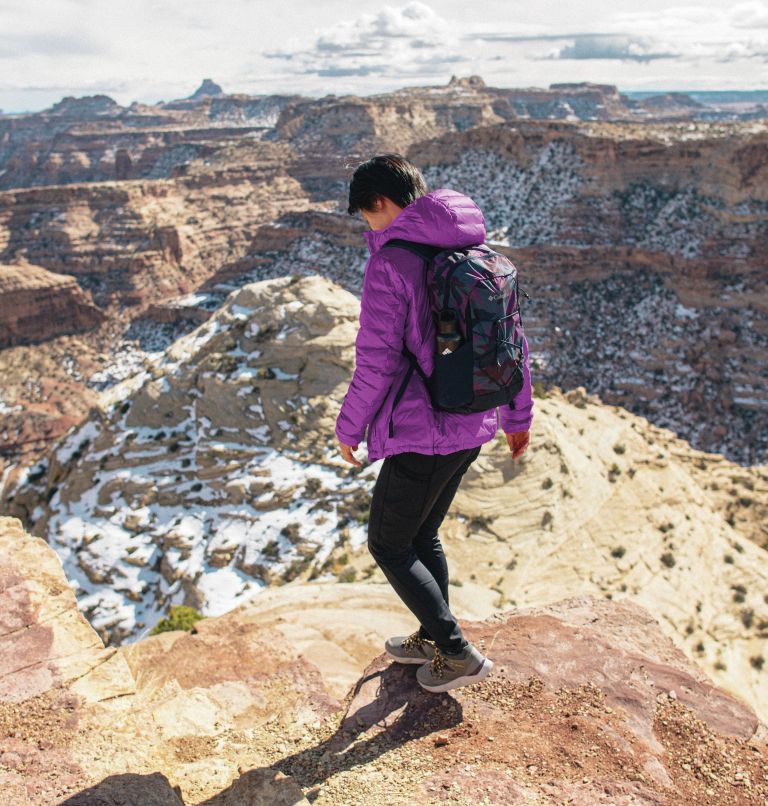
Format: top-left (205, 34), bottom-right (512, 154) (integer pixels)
top-left (335, 154), bottom-right (533, 694)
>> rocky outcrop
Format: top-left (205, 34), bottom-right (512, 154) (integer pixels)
top-left (1, 516), bottom-right (766, 805)
top-left (3, 275), bottom-right (768, 727)
top-left (0, 260), bottom-right (103, 347)
top-left (0, 517), bottom-right (135, 704)
top-left (187, 80), bottom-right (225, 101)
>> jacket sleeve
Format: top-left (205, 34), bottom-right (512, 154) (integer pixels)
top-left (335, 254), bottom-right (409, 445)
top-left (498, 331), bottom-right (534, 434)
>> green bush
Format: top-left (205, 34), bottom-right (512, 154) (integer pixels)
top-left (149, 605), bottom-right (205, 635)
top-left (337, 567), bottom-right (357, 583)
top-left (660, 551), bottom-right (676, 568)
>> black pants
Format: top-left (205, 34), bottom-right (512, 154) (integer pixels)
top-left (367, 444), bottom-right (482, 654)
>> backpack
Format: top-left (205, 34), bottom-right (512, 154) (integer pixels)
top-left (384, 238), bottom-right (528, 438)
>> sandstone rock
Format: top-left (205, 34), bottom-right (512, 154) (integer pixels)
top-left (0, 261), bottom-right (103, 348)
top-left (0, 516), bottom-right (135, 704)
top-left (1, 519), bottom-right (767, 805)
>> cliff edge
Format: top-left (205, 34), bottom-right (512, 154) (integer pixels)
top-left (1, 516), bottom-right (767, 805)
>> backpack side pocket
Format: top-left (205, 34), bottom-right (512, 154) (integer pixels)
top-left (428, 339), bottom-right (474, 409)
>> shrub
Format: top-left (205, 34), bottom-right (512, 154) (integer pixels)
top-left (611, 546), bottom-right (626, 559)
top-left (750, 655), bottom-right (764, 671)
top-left (613, 443), bottom-right (626, 455)
top-left (470, 514), bottom-right (494, 531)
top-left (660, 552), bottom-right (676, 568)
top-left (262, 540), bottom-right (280, 558)
top-left (337, 567), bottom-right (357, 583)
top-left (149, 605), bottom-right (205, 635)
top-left (542, 477), bottom-right (553, 490)
top-left (532, 381), bottom-right (548, 399)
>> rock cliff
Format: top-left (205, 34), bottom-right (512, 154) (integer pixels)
top-left (3, 275), bottom-right (767, 727)
top-left (1, 516), bottom-right (766, 805)
top-left (0, 260), bottom-right (103, 348)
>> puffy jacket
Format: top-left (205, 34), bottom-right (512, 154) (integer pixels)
top-left (335, 187), bottom-right (533, 462)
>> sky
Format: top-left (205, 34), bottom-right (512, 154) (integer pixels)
top-left (1, 0), bottom-right (767, 113)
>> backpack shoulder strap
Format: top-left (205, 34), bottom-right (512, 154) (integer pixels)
top-left (383, 238), bottom-right (443, 262)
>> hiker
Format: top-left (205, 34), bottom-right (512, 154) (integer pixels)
top-left (335, 154), bottom-right (533, 693)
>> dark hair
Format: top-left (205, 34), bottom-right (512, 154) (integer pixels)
top-left (347, 154), bottom-right (428, 215)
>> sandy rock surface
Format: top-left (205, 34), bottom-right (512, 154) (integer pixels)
top-left (2, 517), bottom-right (767, 805)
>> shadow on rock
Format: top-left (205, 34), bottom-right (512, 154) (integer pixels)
top-left (202, 658), bottom-right (463, 803)
top-left (58, 772), bottom-right (184, 805)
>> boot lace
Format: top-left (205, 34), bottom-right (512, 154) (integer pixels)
top-left (429, 647), bottom-right (446, 679)
top-left (402, 631), bottom-right (429, 651)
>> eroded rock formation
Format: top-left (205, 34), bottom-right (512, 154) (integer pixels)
top-left (0, 260), bottom-right (103, 348)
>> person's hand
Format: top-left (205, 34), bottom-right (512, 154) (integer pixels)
top-left (339, 439), bottom-right (362, 467)
top-left (505, 430), bottom-right (530, 460)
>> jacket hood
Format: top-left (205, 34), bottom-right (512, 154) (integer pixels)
top-left (363, 187), bottom-right (486, 255)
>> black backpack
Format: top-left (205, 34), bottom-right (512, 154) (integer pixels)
top-left (384, 238), bottom-right (528, 437)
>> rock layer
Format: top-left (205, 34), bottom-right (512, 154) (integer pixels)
top-left (0, 261), bottom-right (103, 347)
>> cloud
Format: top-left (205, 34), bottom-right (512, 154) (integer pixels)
top-left (541, 34), bottom-right (678, 62)
top-left (313, 65), bottom-right (387, 77)
top-left (316, 1), bottom-right (448, 50)
top-left (265, 1), bottom-right (464, 79)
top-left (731, 2), bottom-right (768, 28)
top-left (0, 31), bottom-right (106, 59)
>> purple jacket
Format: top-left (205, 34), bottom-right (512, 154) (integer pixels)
top-left (335, 187), bottom-right (534, 462)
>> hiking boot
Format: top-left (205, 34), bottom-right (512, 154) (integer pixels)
top-left (416, 642), bottom-right (493, 692)
top-left (385, 631), bottom-right (436, 665)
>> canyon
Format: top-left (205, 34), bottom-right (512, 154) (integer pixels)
top-left (1, 77), bottom-right (767, 803)
top-left (0, 77), bottom-right (765, 477)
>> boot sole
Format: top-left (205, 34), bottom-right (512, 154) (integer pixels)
top-left (417, 657), bottom-right (494, 692)
top-left (386, 650), bottom-right (433, 665)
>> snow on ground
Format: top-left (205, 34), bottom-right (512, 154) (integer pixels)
top-left (40, 420), bottom-right (374, 643)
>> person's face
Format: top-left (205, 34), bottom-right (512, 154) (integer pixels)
top-left (361, 196), bottom-right (404, 231)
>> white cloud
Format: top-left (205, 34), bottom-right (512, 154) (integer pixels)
top-left (731, 2), bottom-right (768, 28)
top-left (266, 2), bottom-right (463, 79)
top-left (540, 34), bottom-right (678, 62)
